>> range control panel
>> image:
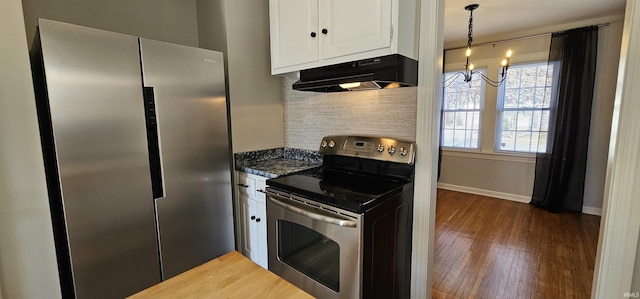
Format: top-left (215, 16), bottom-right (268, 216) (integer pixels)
top-left (319, 136), bottom-right (416, 165)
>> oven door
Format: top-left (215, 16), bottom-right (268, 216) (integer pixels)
top-left (267, 190), bottom-right (362, 299)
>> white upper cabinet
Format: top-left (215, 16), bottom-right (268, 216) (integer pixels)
top-left (270, 0), bottom-right (319, 69)
top-left (269, 0), bottom-right (418, 75)
top-left (319, 0), bottom-right (391, 60)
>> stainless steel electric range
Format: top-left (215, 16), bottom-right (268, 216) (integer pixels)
top-left (266, 136), bottom-right (415, 299)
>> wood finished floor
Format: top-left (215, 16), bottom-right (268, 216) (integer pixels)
top-left (433, 189), bottom-right (601, 299)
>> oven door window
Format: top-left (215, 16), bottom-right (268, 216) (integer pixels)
top-left (277, 220), bottom-right (340, 292)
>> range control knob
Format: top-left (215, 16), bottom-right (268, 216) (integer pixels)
top-left (388, 145), bottom-right (396, 154)
top-left (377, 144), bottom-right (385, 152)
top-left (399, 147), bottom-right (408, 156)
top-left (328, 140), bottom-right (336, 148)
top-left (321, 140), bottom-right (328, 148)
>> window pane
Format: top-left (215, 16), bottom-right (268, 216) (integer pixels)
top-left (521, 66), bottom-right (537, 87)
top-left (497, 62), bottom-right (556, 153)
top-left (537, 132), bottom-right (548, 152)
top-left (499, 131), bottom-right (515, 151)
top-left (506, 68), bottom-right (521, 88)
top-left (515, 131), bottom-right (533, 152)
top-left (504, 89), bottom-right (519, 108)
top-left (518, 88), bottom-right (535, 108)
top-left (442, 129), bottom-right (454, 147)
top-left (442, 112), bottom-right (455, 129)
top-left (441, 70), bottom-right (484, 149)
top-left (453, 129), bottom-right (466, 147)
top-left (516, 110), bottom-right (533, 130)
top-left (540, 111), bottom-right (550, 131)
top-left (536, 65), bottom-right (548, 86)
top-left (502, 111), bottom-right (517, 130)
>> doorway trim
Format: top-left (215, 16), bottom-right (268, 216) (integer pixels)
top-left (592, 0), bottom-right (640, 296)
top-left (410, 0), bottom-right (444, 297)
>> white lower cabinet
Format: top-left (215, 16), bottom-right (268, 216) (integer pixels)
top-left (236, 171), bottom-right (268, 269)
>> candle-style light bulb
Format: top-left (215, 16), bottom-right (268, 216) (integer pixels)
top-left (506, 49), bottom-right (513, 58)
top-left (466, 47), bottom-right (472, 57)
top-left (468, 63), bottom-right (474, 71)
top-left (501, 59), bottom-right (508, 66)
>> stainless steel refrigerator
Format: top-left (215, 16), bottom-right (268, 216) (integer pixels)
top-left (30, 19), bottom-right (235, 298)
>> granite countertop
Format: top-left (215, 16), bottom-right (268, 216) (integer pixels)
top-left (234, 148), bottom-right (322, 178)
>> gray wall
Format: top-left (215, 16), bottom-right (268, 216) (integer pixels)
top-left (0, 0), bottom-right (61, 298)
top-left (282, 77), bottom-right (417, 150)
top-left (197, 0), bottom-right (284, 153)
top-left (437, 16), bottom-right (624, 212)
top-left (22, 0), bottom-right (199, 48)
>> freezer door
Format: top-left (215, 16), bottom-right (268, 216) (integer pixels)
top-left (139, 39), bottom-right (235, 279)
top-left (35, 19), bottom-right (161, 298)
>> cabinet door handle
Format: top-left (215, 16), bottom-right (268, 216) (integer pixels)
top-left (310, 32), bottom-right (317, 38)
top-left (257, 189), bottom-right (266, 194)
top-left (238, 184), bottom-right (249, 188)
top-left (255, 218), bottom-right (261, 223)
top-left (251, 216), bottom-right (256, 220)
top-left (322, 28), bottom-right (328, 35)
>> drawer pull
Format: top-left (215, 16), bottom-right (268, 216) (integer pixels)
top-left (238, 184), bottom-right (249, 188)
top-left (257, 189), bottom-right (266, 194)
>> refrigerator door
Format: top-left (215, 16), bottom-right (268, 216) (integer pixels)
top-left (35, 19), bottom-right (161, 298)
top-left (139, 39), bottom-right (235, 279)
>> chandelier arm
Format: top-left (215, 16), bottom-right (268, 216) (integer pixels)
top-left (443, 72), bottom-right (465, 88)
top-left (475, 72), bottom-right (508, 88)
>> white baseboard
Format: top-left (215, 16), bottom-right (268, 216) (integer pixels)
top-left (437, 183), bottom-right (604, 216)
top-left (437, 183), bottom-right (531, 203)
top-left (581, 206), bottom-right (602, 216)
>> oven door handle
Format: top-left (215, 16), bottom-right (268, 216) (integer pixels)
top-left (268, 195), bottom-right (357, 228)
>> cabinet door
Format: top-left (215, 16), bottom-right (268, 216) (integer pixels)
top-left (270, 0), bottom-right (319, 69)
top-left (255, 200), bottom-right (268, 269)
top-left (239, 194), bottom-right (257, 261)
top-left (319, 0), bottom-right (392, 59)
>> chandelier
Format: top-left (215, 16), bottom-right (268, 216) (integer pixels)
top-left (460, 4), bottom-right (512, 87)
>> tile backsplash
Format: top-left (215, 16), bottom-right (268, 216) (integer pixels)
top-left (282, 77), bottom-right (418, 150)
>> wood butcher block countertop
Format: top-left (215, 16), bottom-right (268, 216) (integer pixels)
top-left (128, 251), bottom-right (314, 299)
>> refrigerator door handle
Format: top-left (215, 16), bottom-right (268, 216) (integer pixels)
top-left (143, 86), bottom-right (164, 199)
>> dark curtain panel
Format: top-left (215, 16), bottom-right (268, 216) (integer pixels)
top-left (531, 26), bottom-right (599, 213)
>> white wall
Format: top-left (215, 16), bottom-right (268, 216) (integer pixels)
top-left (22, 0), bottom-right (199, 48)
top-left (197, 0), bottom-right (284, 153)
top-left (0, 0), bottom-right (61, 298)
top-left (282, 77), bottom-right (418, 150)
top-left (438, 15), bottom-right (624, 213)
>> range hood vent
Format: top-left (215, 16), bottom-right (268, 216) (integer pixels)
top-left (292, 54), bottom-right (418, 92)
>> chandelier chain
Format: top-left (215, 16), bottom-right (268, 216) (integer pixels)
top-left (467, 9), bottom-right (473, 47)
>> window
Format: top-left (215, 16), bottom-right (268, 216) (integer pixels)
top-left (496, 62), bottom-right (557, 153)
top-left (441, 70), bottom-right (485, 149)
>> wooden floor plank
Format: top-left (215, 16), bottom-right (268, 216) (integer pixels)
top-left (433, 189), bottom-right (600, 299)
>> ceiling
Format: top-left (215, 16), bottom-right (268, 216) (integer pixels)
top-left (443, 0), bottom-right (627, 47)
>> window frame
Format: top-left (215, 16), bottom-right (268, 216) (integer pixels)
top-left (495, 61), bottom-right (560, 154)
top-left (440, 68), bottom-right (487, 150)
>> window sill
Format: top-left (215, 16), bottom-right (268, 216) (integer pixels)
top-left (441, 148), bottom-right (536, 164)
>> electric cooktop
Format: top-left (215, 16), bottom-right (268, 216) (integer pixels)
top-left (267, 167), bottom-right (411, 213)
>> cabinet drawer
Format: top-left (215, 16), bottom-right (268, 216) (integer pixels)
top-left (237, 172), bottom-right (256, 197)
top-left (255, 179), bottom-right (267, 204)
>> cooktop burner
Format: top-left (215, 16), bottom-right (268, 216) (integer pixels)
top-left (267, 167), bottom-right (411, 213)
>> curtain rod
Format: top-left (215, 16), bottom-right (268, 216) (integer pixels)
top-left (445, 22), bottom-right (610, 51)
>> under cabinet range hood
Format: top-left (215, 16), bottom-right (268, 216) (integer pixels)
top-left (292, 54), bottom-right (418, 92)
